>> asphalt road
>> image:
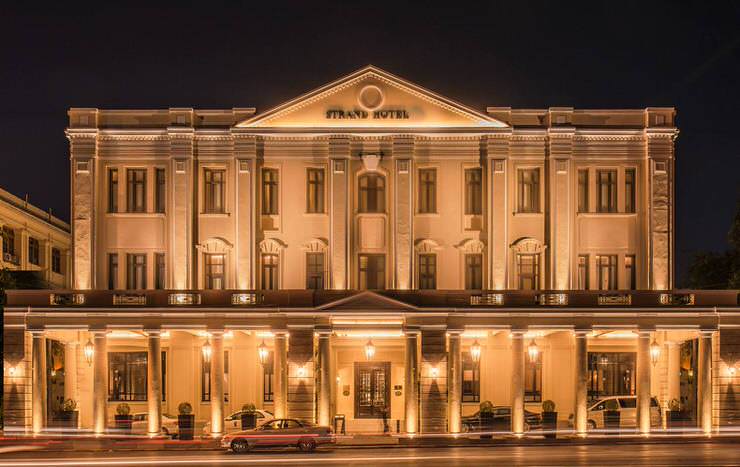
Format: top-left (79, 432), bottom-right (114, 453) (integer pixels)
top-left (0, 443), bottom-right (737, 466)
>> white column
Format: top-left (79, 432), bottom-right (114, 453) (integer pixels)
top-left (92, 331), bottom-right (108, 434)
top-left (447, 331), bottom-right (462, 433)
top-left (510, 330), bottom-right (525, 435)
top-left (574, 330), bottom-right (589, 436)
top-left (147, 331), bottom-right (162, 435)
top-left (31, 331), bottom-right (46, 434)
top-left (210, 331), bottom-right (225, 435)
top-left (698, 331), bottom-right (713, 434)
top-left (317, 331), bottom-right (331, 426)
top-left (404, 330), bottom-right (419, 433)
top-left (273, 332), bottom-right (288, 419)
top-left (637, 330), bottom-right (652, 435)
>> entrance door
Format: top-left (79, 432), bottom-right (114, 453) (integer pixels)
top-left (354, 362), bottom-right (390, 418)
top-left (46, 339), bottom-right (66, 424)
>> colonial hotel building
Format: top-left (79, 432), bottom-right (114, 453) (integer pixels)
top-left (3, 66), bottom-right (739, 437)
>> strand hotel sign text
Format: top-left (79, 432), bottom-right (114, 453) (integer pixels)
top-left (325, 84), bottom-right (409, 120)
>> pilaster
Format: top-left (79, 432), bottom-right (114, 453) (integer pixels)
top-left (486, 133), bottom-right (511, 289)
top-left (287, 328), bottom-right (315, 422)
top-left (646, 129), bottom-right (676, 290)
top-left (420, 329), bottom-right (447, 433)
top-left (547, 126), bottom-right (574, 289)
top-left (393, 135), bottom-right (414, 289)
top-left (233, 133), bottom-right (257, 289)
top-left (168, 121), bottom-right (195, 289)
top-left (329, 136), bottom-right (350, 289)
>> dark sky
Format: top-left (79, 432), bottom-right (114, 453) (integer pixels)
top-left (1, 1), bottom-right (738, 285)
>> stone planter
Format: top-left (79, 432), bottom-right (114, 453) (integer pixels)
top-left (114, 414), bottom-right (133, 432)
top-left (542, 411), bottom-right (557, 438)
top-left (178, 414), bottom-right (195, 440)
top-left (604, 410), bottom-right (620, 430)
top-left (240, 413), bottom-right (256, 430)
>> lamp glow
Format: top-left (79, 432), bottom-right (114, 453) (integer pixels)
top-left (297, 365), bottom-right (307, 377)
top-left (8, 366), bottom-right (17, 377)
top-left (258, 340), bottom-right (269, 365)
top-left (650, 339), bottom-right (661, 366)
top-left (365, 340), bottom-right (376, 360)
top-left (84, 339), bottom-right (94, 367)
top-left (470, 340), bottom-right (481, 363)
top-left (202, 340), bottom-right (212, 364)
top-left (528, 340), bottom-right (539, 362)
top-left (430, 367), bottom-right (439, 379)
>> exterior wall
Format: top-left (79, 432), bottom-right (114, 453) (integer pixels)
top-left (2, 330), bottom-right (32, 428)
top-left (715, 330), bottom-right (739, 426)
top-left (0, 188), bottom-right (71, 288)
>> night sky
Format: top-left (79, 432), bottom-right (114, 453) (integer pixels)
top-left (1, 2), bottom-right (738, 285)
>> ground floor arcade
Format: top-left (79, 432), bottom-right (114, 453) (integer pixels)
top-left (3, 290), bottom-right (739, 435)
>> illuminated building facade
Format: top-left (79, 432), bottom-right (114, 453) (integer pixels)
top-left (3, 66), bottom-right (738, 435)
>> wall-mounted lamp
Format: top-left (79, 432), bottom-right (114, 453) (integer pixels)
top-left (365, 340), bottom-right (376, 360)
top-left (430, 367), bottom-right (439, 379)
top-left (8, 366), bottom-right (17, 377)
top-left (84, 339), bottom-right (94, 367)
top-left (297, 365), bottom-right (307, 378)
top-left (729, 365), bottom-right (737, 377)
top-left (528, 340), bottom-right (539, 362)
top-left (202, 340), bottom-right (212, 364)
top-left (650, 339), bottom-right (661, 366)
top-left (470, 340), bottom-right (481, 363)
top-left (258, 340), bottom-right (268, 365)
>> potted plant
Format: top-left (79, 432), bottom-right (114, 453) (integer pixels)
top-left (177, 402), bottom-right (195, 440)
top-left (667, 398), bottom-right (685, 428)
top-left (479, 400), bottom-right (494, 439)
top-left (114, 403), bottom-right (133, 432)
top-left (240, 403), bottom-right (257, 430)
top-left (541, 400), bottom-right (557, 438)
top-left (603, 399), bottom-right (620, 430)
top-left (57, 399), bottom-right (79, 429)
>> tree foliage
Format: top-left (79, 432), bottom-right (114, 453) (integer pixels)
top-left (686, 197), bottom-right (740, 289)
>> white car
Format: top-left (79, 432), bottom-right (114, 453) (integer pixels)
top-left (586, 396), bottom-right (662, 429)
top-left (203, 409), bottom-right (274, 435)
top-left (131, 412), bottom-right (180, 436)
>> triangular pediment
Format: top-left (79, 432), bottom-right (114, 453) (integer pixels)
top-left (318, 290), bottom-right (418, 312)
top-left (237, 65), bottom-right (507, 129)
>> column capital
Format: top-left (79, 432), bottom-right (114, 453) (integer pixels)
top-left (637, 328), bottom-right (655, 338)
top-left (208, 329), bottom-right (225, 338)
top-left (446, 328), bottom-right (464, 336)
top-left (403, 327), bottom-right (421, 336)
top-left (88, 326), bottom-right (108, 335)
top-left (510, 328), bottom-right (527, 337)
top-left (145, 329), bottom-right (163, 338)
top-left (698, 329), bottom-right (716, 338)
top-left (272, 328), bottom-right (289, 337)
top-left (574, 328), bottom-right (592, 338)
top-left (29, 328), bottom-right (45, 337)
top-left (315, 328), bottom-right (332, 337)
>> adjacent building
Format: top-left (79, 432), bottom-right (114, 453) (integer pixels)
top-left (3, 66), bottom-right (738, 436)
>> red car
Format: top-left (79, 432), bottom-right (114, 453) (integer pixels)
top-left (221, 418), bottom-right (335, 453)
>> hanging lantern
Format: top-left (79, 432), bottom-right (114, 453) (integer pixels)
top-left (650, 339), bottom-right (661, 366)
top-left (364, 340), bottom-right (376, 360)
top-left (84, 339), bottom-right (94, 367)
top-left (528, 340), bottom-right (539, 362)
top-left (470, 340), bottom-right (481, 363)
top-left (202, 339), bottom-right (212, 364)
top-left (258, 340), bottom-right (269, 365)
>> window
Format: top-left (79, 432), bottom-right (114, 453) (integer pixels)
top-left (261, 253), bottom-right (278, 290)
top-left (2, 226), bottom-right (15, 257)
top-left (465, 254), bottom-right (483, 290)
top-left (462, 351), bottom-right (480, 403)
top-left (155, 168), bottom-right (166, 213)
top-left (464, 168), bottom-right (482, 215)
top-left (418, 168), bottom-right (436, 213)
top-left (108, 253), bottom-right (119, 290)
top-left (205, 254), bottom-right (225, 290)
top-left (588, 352), bottom-right (636, 402)
top-left (524, 351), bottom-right (543, 402)
top-left (126, 169), bottom-right (147, 213)
top-left (517, 169), bottom-right (540, 213)
top-left (108, 168), bottom-right (119, 213)
top-left (262, 168), bottom-right (279, 215)
top-left (28, 238), bottom-right (39, 265)
top-left (155, 253), bottom-right (165, 290)
top-left (108, 352), bottom-right (164, 402)
top-left (358, 173), bottom-right (385, 213)
top-left (578, 169), bottom-right (589, 213)
top-left (625, 255), bottom-right (636, 290)
top-left (358, 254), bottom-right (385, 290)
top-left (306, 252), bottom-right (325, 290)
top-left (577, 255), bottom-right (589, 290)
top-left (126, 253), bottom-right (147, 289)
top-left (517, 253), bottom-right (539, 290)
top-left (201, 350), bottom-right (230, 402)
top-left (596, 170), bottom-right (617, 213)
top-left (51, 248), bottom-right (61, 274)
top-left (204, 169), bottom-right (225, 213)
top-left (418, 254), bottom-right (436, 290)
top-left (625, 168), bottom-right (636, 213)
top-left (306, 168), bottom-right (325, 213)
top-left (263, 351), bottom-right (274, 402)
top-left (596, 255), bottom-right (618, 290)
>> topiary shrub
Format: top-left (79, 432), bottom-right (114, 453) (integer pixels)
top-left (115, 403), bottom-right (130, 416)
top-left (62, 399), bottom-right (78, 412)
top-left (542, 400), bottom-right (556, 413)
top-left (178, 402), bottom-right (193, 415)
top-left (241, 403), bottom-right (256, 414)
top-left (479, 400), bottom-right (494, 414)
top-left (605, 399), bottom-right (619, 411)
top-left (668, 398), bottom-right (681, 412)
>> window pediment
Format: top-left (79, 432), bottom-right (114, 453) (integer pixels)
top-left (259, 238), bottom-right (287, 254)
top-left (510, 237), bottom-right (546, 254)
top-left (196, 237), bottom-right (233, 254)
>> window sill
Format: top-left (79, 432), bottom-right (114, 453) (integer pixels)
top-left (578, 212), bottom-right (638, 218)
top-left (415, 212), bottom-right (441, 218)
top-left (200, 212), bottom-right (231, 218)
top-left (512, 211), bottom-right (542, 217)
top-left (106, 212), bottom-right (166, 218)
top-left (303, 212), bottom-right (328, 218)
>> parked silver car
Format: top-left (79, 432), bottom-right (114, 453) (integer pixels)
top-left (130, 412), bottom-right (180, 436)
top-left (585, 395), bottom-right (661, 429)
top-left (203, 409), bottom-right (273, 435)
top-left (221, 418), bottom-right (334, 453)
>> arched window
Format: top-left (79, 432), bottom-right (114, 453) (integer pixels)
top-left (358, 173), bottom-right (385, 213)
